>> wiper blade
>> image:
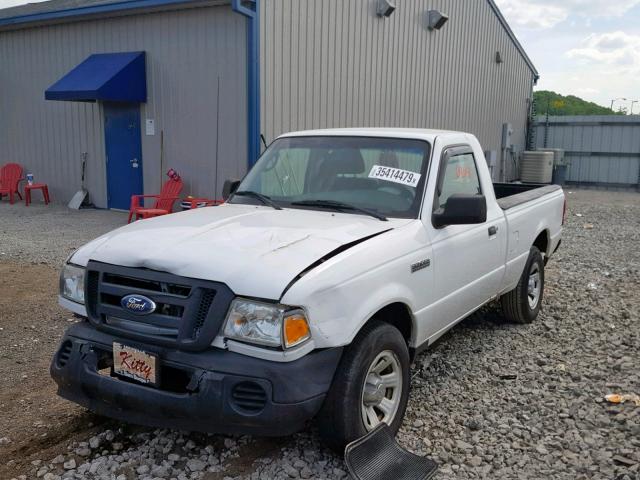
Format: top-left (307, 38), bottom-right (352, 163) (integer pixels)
top-left (233, 191), bottom-right (282, 210)
top-left (291, 200), bottom-right (388, 221)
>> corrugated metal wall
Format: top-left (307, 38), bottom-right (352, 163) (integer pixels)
top-left (259, 0), bottom-right (535, 180)
top-left (0, 3), bottom-right (247, 208)
top-left (533, 115), bottom-right (640, 188)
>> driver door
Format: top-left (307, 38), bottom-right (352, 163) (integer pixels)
top-left (422, 143), bottom-right (506, 339)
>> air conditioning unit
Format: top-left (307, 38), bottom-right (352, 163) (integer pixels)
top-left (538, 148), bottom-right (566, 167)
top-left (520, 151), bottom-right (554, 184)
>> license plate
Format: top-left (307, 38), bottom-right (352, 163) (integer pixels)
top-left (113, 342), bottom-right (158, 385)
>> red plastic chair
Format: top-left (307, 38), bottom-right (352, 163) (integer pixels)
top-left (0, 163), bottom-right (24, 204)
top-left (128, 177), bottom-right (184, 223)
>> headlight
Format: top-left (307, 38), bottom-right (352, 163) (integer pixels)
top-left (223, 299), bottom-right (311, 349)
top-left (60, 263), bottom-right (85, 304)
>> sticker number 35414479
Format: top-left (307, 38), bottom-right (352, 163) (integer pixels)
top-left (368, 165), bottom-right (422, 188)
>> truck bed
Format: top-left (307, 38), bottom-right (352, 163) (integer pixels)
top-left (493, 183), bottom-right (563, 210)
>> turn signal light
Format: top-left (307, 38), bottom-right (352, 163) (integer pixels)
top-left (283, 313), bottom-right (311, 348)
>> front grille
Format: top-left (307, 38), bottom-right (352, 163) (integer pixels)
top-left (86, 271), bottom-right (99, 318)
top-left (85, 261), bottom-right (235, 351)
top-left (193, 289), bottom-right (216, 338)
top-left (103, 272), bottom-right (192, 297)
top-left (231, 381), bottom-right (268, 413)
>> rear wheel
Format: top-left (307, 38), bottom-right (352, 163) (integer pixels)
top-left (501, 246), bottom-right (545, 323)
top-left (317, 321), bottom-right (410, 452)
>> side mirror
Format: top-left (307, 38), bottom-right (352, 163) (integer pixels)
top-left (432, 194), bottom-right (487, 228)
top-left (222, 179), bottom-right (241, 200)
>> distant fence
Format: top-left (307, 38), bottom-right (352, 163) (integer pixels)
top-left (532, 115), bottom-right (640, 189)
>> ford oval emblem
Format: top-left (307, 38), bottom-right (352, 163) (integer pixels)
top-left (121, 294), bottom-right (156, 315)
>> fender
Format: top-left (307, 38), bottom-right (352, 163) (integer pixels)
top-left (282, 221), bottom-right (433, 349)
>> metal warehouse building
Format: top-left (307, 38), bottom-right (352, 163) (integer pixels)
top-left (0, 0), bottom-right (538, 209)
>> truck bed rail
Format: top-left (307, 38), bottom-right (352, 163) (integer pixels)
top-left (494, 183), bottom-right (562, 210)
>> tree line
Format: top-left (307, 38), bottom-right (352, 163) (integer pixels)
top-left (534, 91), bottom-right (627, 116)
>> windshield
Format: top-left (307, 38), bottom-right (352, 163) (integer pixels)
top-left (231, 136), bottom-right (432, 219)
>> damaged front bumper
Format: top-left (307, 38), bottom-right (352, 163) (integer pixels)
top-left (51, 323), bottom-right (343, 436)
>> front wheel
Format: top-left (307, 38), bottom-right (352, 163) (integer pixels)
top-left (317, 321), bottom-right (410, 452)
top-left (501, 246), bottom-right (545, 323)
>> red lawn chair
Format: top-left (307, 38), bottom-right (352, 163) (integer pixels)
top-left (0, 163), bottom-right (24, 204)
top-left (128, 177), bottom-right (184, 223)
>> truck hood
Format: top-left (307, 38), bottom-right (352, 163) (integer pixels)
top-left (71, 204), bottom-right (407, 299)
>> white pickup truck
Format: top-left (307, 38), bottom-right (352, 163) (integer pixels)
top-left (52, 129), bottom-right (564, 450)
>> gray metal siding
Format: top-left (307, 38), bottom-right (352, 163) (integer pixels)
top-left (533, 116), bottom-right (640, 187)
top-left (259, 0), bottom-right (535, 181)
top-left (0, 4), bottom-right (247, 208)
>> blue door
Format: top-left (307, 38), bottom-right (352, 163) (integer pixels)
top-left (104, 103), bottom-right (143, 210)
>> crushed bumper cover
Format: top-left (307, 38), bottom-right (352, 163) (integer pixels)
top-left (51, 323), bottom-right (343, 436)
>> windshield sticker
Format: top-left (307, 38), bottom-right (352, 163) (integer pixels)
top-left (368, 165), bottom-right (422, 187)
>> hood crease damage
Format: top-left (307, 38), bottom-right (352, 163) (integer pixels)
top-left (279, 229), bottom-right (393, 300)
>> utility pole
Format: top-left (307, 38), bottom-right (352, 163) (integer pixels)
top-left (630, 100), bottom-right (638, 115)
top-left (611, 97), bottom-right (627, 111)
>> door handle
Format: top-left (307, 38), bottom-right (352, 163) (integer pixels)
top-left (488, 226), bottom-right (498, 236)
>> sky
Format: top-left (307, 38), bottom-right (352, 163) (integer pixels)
top-left (0, 0), bottom-right (638, 111)
top-left (494, 0), bottom-right (640, 111)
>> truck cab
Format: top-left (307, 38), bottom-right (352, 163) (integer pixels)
top-left (53, 129), bottom-right (564, 450)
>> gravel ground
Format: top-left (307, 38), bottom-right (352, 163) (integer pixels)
top-left (1, 189), bottom-right (639, 480)
top-left (0, 203), bottom-right (126, 266)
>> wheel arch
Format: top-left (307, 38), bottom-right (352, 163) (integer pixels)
top-left (357, 301), bottom-right (416, 356)
top-left (533, 229), bottom-right (550, 257)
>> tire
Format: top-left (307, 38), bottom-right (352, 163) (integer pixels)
top-left (501, 246), bottom-right (545, 324)
top-left (317, 321), bottom-right (410, 453)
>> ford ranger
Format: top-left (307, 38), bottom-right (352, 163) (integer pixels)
top-left (52, 129), bottom-right (565, 450)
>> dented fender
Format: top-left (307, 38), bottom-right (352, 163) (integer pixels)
top-left (282, 221), bottom-right (434, 349)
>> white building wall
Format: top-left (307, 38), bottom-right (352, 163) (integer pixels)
top-left (260, 0), bottom-right (536, 181)
top-left (0, 3), bottom-right (247, 207)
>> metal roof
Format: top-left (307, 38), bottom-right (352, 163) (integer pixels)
top-left (0, 0), bottom-right (537, 78)
top-left (0, 0), bottom-right (125, 20)
top-left (0, 0), bottom-right (227, 28)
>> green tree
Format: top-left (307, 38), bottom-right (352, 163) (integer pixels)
top-left (534, 90), bottom-right (624, 116)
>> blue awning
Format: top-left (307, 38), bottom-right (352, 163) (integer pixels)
top-left (45, 51), bottom-right (147, 103)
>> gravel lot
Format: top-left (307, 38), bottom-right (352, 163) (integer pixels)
top-left (0, 203), bottom-right (126, 266)
top-left (1, 189), bottom-right (639, 480)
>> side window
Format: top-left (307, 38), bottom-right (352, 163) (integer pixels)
top-left (437, 152), bottom-right (482, 209)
